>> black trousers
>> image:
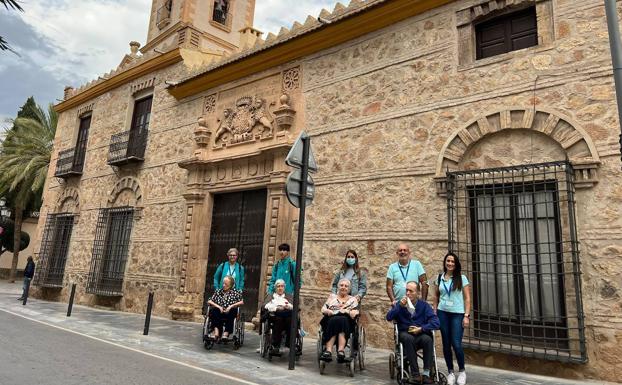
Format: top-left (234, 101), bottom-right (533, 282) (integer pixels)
top-left (270, 310), bottom-right (292, 347)
top-left (209, 307), bottom-right (236, 334)
top-left (321, 314), bottom-right (353, 345)
top-left (399, 331), bottom-right (434, 374)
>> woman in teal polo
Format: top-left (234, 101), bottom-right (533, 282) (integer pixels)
top-left (432, 252), bottom-right (471, 385)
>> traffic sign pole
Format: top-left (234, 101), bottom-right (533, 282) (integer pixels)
top-left (288, 135), bottom-right (310, 370)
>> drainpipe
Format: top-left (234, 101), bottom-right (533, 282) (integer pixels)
top-left (604, 0), bottom-right (622, 167)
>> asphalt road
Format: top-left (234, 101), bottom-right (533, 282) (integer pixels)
top-left (0, 310), bottom-right (255, 385)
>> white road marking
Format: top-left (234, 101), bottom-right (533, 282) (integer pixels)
top-left (0, 307), bottom-right (261, 385)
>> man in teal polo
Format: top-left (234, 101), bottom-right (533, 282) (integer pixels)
top-left (386, 243), bottom-right (428, 303)
top-left (267, 243), bottom-right (300, 295)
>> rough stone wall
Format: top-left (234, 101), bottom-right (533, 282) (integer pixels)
top-left (300, 0), bottom-right (621, 381)
top-left (34, 60), bottom-right (200, 318)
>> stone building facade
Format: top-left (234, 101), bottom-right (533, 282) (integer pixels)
top-left (33, 0), bottom-right (622, 381)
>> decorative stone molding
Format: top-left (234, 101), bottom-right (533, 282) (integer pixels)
top-left (273, 94), bottom-right (296, 133)
top-left (193, 117), bottom-right (212, 158)
top-left (282, 66), bottom-right (301, 92)
top-left (77, 103), bottom-right (94, 117)
top-left (213, 96), bottom-right (275, 147)
top-left (456, 0), bottom-right (554, 65)
top-left (203, 94), bottom-right (217, 115)
top-left (177, 26), bottom-right (201, 49)
top-left (130, 77), bottom-right (156, 95)
top-left (168, 293), bottom-right (196, 321)
top-left (55, 187), bottom-right (81, 215)
top-left (107, 176), bottom-right (143, 208)
top-left (435, 108), bottom-right (601, 195)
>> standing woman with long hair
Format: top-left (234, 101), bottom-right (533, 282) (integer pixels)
top-left (331, 249), bottom-right (367, 302)
top-left (432, 252), bottom-right (471, 385)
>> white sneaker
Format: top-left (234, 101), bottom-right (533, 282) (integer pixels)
top-left (447, 372), bottom-right (456, 385)
top-left (457, 371), bottom-right (467, 385)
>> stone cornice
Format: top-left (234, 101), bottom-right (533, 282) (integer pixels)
top-left (168, 0), bottom-right (453, 99)
top-left (54, 48), bottom-right (185, 113)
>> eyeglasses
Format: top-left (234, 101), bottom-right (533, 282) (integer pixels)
top-left (397, 249), bottom-right (409, 253)
top-left (228, 254), bottom-right (237, 257)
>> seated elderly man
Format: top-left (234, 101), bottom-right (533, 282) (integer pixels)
top-left (386, 281), bottom-right (439, 384)
top-left (263, 279), bottom-right (294, 355)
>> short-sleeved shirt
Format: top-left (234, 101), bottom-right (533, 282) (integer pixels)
top-left (433, 273), bottom-right (470, 314)
top-left (209, 289), bottom-right (243, 308)
top-left (386, 260), bottom-right (426, 300)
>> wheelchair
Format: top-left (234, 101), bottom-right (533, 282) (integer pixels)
top-left (202, 305), bottom-right (245, 350)
top-left (259, 308), bottom-right (303, 361)
top-left (316, 314), bottom-right (366, 377)
top-left (389, 323), bottom-right (446, 384)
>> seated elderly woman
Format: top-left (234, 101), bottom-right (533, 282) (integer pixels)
top-left (319, 278), bottom-right (359, 363)
top-left (263, 278), bottom-right (294, 354)
top-left (206, 275), bottom-right (244, 340)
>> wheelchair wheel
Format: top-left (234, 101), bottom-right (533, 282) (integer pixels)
top-left (435, 372), bottom-right (448, 385)
top-left (204, 339), bottom-right (214, 350)
top-left (348, 359), bottom-right (355, 377)
top-left (357, 326), bottom-right (366, 370)
top-left (316, 338), bottom-right (322, 368)
top-left (389, 352), bottom-right (396, 379)
top-left (319, 360), bottom-right (326, 375)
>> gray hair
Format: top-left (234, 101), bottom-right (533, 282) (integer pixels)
top-left (338, 278), bottom-right (351, 287)
top-left (227, 248), bottom-right (239, 256)
top-left (224, 275), bottom-right (235, 287)
top-left (275, 279), bottom-right (286, 287)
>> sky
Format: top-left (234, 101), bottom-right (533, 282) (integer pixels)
top-left (0, 0), bottom-right (337, 129)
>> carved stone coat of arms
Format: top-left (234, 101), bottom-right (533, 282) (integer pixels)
top-left (214, 96), bottom-right (274, 145)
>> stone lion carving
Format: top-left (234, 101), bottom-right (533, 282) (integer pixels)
top-left (214, 96), bottom-right (274, 145)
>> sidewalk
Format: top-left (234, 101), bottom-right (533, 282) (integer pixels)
top-left (0, 280), bottom-right (612, 385)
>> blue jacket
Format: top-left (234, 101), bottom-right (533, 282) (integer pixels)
top-left (386, 299), bottom-right (440, 333)
top-left (267, 256), bottom-right (301, 295)
top-left (213, 262), bottom-right (245, 291)
top-left (24, 260), bottom-right (35, 279)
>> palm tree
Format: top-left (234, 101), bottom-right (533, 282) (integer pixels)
top-left (1, 0), bottom-right (24, 53)
top-left (0, 103), bottom-right (57, 282)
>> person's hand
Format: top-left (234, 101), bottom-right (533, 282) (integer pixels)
top-left (349, 310), bottom-right (359, 319)
top-left (340, 308), bottom-right (349, 314)
top-left (433, 306), bottom-right (437, 315)
top-left (399, 297), bottom-right (408, 307)
top-left (408, 326), bottom-right (422, 335)
top-left (355, 295), bottom-right (361, 302)
top-left (463, 316), bottom-right (470, 328)
top-left (224, 306), bottom-right (232, 313)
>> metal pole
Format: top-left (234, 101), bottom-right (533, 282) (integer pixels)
top-left (288, 135), bottom-right (310, 370)
top-left (144, 291), bottom-right (154, 335)
top-left (67, 283), bottom-right (77, 317)
top-left (604, 0), bottom-right (622, 166)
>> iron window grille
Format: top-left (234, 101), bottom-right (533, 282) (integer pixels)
top-left (34, 213), bottom-right (74, 288)
top-left (212, 0), bottom-right (229, 25)
top-left (86, 207), bottom-right (135, 296)
top-left (446, 161), bottom-right (586, 363)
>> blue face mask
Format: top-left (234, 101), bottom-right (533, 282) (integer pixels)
top-left (346, 257), bottom-right (356, 266)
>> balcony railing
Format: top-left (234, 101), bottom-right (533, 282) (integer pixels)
top-left (107, 129), bottom-right (148, 166)
top-left (54, 148), bottom-right (83, 178)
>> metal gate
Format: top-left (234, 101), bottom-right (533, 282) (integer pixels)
top-left (204, 189), bottom-right (267, 319)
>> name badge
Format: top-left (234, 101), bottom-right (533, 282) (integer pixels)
top-left (445, 300), bottom-right (454, 307)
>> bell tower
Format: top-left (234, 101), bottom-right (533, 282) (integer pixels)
top-left (141, 0), bottom-right (259, 54)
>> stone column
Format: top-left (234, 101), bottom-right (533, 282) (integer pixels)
top-left (168, 188), bottom-right (210, 320)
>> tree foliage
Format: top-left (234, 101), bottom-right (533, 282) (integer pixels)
top-left (1, 0), bottom-right (24, 53)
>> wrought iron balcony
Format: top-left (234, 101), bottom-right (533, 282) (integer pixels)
top-left (54, 148), bottom-right (83, 178)
top-left (107, 129), bottom-right (147, 166)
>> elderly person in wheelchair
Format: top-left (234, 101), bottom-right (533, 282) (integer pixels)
top-left (319, 278), bottom-right (359, 363)
top-left (387, 281), bottom-right (439, 384)
top-left (263, 279), bottom-right (294, 355)
top-left (206, 275), bottom-right (244, 341)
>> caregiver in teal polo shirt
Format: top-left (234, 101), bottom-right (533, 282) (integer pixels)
top-left (386, 243), bottom-right (428, 303)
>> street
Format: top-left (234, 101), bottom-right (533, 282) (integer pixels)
top-left (0, 310), bottom-right (255, 385)
top-left (0, 281), bottom-right (613, 385)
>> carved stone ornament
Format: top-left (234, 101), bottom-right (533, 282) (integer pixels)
top-left (204, 94), bottom-right (217, 114)
top-left (282, 67), bottom-right (300, 91)
top-left (214, 96), bottom-right (274, 146)
top-left (273, 94), bottom-right (296, 131)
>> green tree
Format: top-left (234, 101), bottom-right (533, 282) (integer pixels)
top-left (0, 102), bottom-right (57, 282)
top-left (1, 0), bottom-right (24, 54)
